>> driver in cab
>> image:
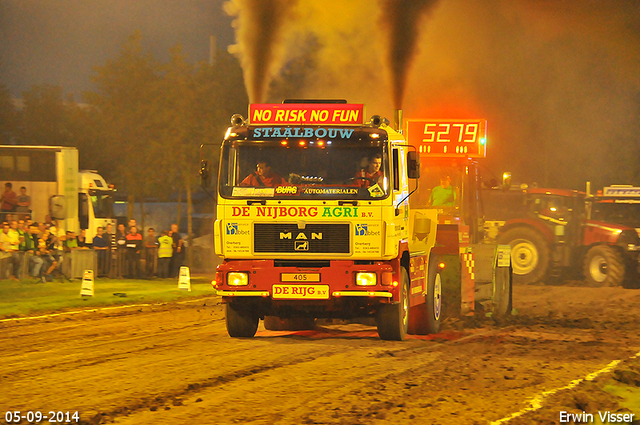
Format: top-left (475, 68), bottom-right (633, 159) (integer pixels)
top-left (240, 160), bottom-right (286, 187)
top-left (354, 154), bottom-right (384, 188)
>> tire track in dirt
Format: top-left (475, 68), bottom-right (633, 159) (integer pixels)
top-left (105, 321), bottom-right (639, 425)
top-left (82, 341), bottom-right (384, 424)
top-left (3, 285), bottom-right (640, 424)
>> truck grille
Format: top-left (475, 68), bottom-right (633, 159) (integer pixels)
top-left (254, 224), bottom-right (350, 254)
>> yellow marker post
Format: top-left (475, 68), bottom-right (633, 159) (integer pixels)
top-left (80, 270), bottom-right (94, 297)
top-left (178, 266), bottom-right (191, 291)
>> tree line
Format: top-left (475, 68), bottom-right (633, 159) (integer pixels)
top-left (0, 32), bottom-right (250, 266)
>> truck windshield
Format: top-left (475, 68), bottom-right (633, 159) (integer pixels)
top-left (591, 200), bottom-right (640, 229)
top-left (89, 190), bottom-right (115, 218)
top-left (219, 140), bottom-right (390, 200)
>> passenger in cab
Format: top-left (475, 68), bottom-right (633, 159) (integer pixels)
top-left (240, 160), bottom-right (286, 187)
top-left (429, 176), bottom-right (457, 207)
top-left (354, 154), bottom-right (384, 188)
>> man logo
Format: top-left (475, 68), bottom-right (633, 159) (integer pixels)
top-left (295, 240), bottom-right (309, 251)
top-left (226, 223), bottom-right (238, 235)
top-left (280, 232), bottom-right (323, 240)
top-left (355, 224), bottom-right (368, 236)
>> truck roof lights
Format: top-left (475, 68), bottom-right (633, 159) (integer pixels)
top-left (224, 128), bottom-right (239, 139)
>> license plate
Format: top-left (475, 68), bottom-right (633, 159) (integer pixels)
top-left (272, 284), bottom-right (330, 299)
top-left (280, 273), bottom-right (320, 283)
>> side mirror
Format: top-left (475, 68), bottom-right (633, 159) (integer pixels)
top-left (407, 151), bottom-right (420, 179)
top-left (502, 172), bottom-right (512, 191)
top-left (200, 160), bottom-right (211, 188)
top-left (49, 195), bottom-right (66, 220)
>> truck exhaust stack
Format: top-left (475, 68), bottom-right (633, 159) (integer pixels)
top-left (394, 109), bottom-right (403, 133)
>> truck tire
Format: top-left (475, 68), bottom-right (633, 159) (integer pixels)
top-left (583, 245), bottom-right (625, 287)
top-left (226, 303), bottom-right (258, 338)
top-left (409, 257), bottom-right (442, 335)
top-left (492, 265), bottom-right (512, 316)
top-left (263, 316), bottom-right (316, 331)
top-left (497, 227), bottom-right (550, 284)
top-left (377, 268), bottom-right (409, 341)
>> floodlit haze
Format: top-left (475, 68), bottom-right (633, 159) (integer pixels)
top-left (1, 0), bottom-right (639, 189)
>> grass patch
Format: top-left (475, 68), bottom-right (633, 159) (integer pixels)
top-left (603, 382), bottom-right (640, 415)
top-left (0, 277), bottom-right (217, 318)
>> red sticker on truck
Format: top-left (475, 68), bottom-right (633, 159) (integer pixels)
top-left (272, 284), bottom-right (330, 299)
top-left (249, 104), bottom-right (365, 125)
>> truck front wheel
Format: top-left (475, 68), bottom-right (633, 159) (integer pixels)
top-left (497, 227), bottom-right (550, 284)
top-left (583, 245), bottom-right (625, 287)
top-left (226, 303), bottom-right (258, 338)
top-left (377, 268), bottom-right (409, 341)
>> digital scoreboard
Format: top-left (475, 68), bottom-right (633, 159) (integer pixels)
top-left (405, 119), bottom-right (487, 158)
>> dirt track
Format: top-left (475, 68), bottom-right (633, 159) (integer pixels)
top-left (2, 282), bottom-right (640, 425)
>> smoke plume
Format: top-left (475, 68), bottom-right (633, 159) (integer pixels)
top-left (224, 0), bottom-right (640, 189)
top-left (378, 0), bottom-right (440, 109)
top-left (224, 0), bottom-right (297, 103)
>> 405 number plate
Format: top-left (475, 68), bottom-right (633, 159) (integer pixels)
top-left (280, 273), bottom-right (320, 282)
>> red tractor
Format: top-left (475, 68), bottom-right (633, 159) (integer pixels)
top-left (496, 187), bottom-right (640, 287)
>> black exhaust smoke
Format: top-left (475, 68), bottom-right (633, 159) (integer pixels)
top-left (379, 0), bottom-right (440, 110)
top-left (225, 0), bottom-right (297, 103)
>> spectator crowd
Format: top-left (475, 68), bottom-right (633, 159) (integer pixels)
top-left (0, 181), bottom-right (185, 282)
top-left (0, 217), bottom-right (185, 282)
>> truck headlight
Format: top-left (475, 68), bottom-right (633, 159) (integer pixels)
top-left (227, 272), bottom-right (249, 286)
top-left (356, 272), bottom-right (377, 286)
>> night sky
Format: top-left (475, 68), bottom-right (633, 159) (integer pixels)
top-left (1, 0), bottom-right (639, 190)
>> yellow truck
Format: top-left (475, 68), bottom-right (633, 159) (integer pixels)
top-left (201, 101), bottom-right (511, 339)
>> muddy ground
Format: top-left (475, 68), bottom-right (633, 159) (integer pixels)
top-left (2, 281), bottom-right (640, 425)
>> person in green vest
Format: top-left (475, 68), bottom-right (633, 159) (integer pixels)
top-left (157, 230), bottom-right (173, 279)
top-left (429, 176), bottom-right (457, 207)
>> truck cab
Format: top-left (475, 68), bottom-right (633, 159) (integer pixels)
top-left (205, 102), bottom-right (443, 340)
top-left (203, 102), bottom-right (513, 339)
top-left (78, 170), bottom-right (116, 240)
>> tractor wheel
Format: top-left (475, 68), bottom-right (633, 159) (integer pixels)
top-left (377, 268), bottom-right (409, 341)
top-left (409, 257), bottom-right (442, 335)
top-left (263, 316), bottom-right (316, 331)
top-left (225, 303), bottom-right (258, 338)
top-left (497, 227), bottom-right (550, 284)
top-left (583, 245), bottom-right (625, 287)
top-left (492, 265), bottom-right (512, 316)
